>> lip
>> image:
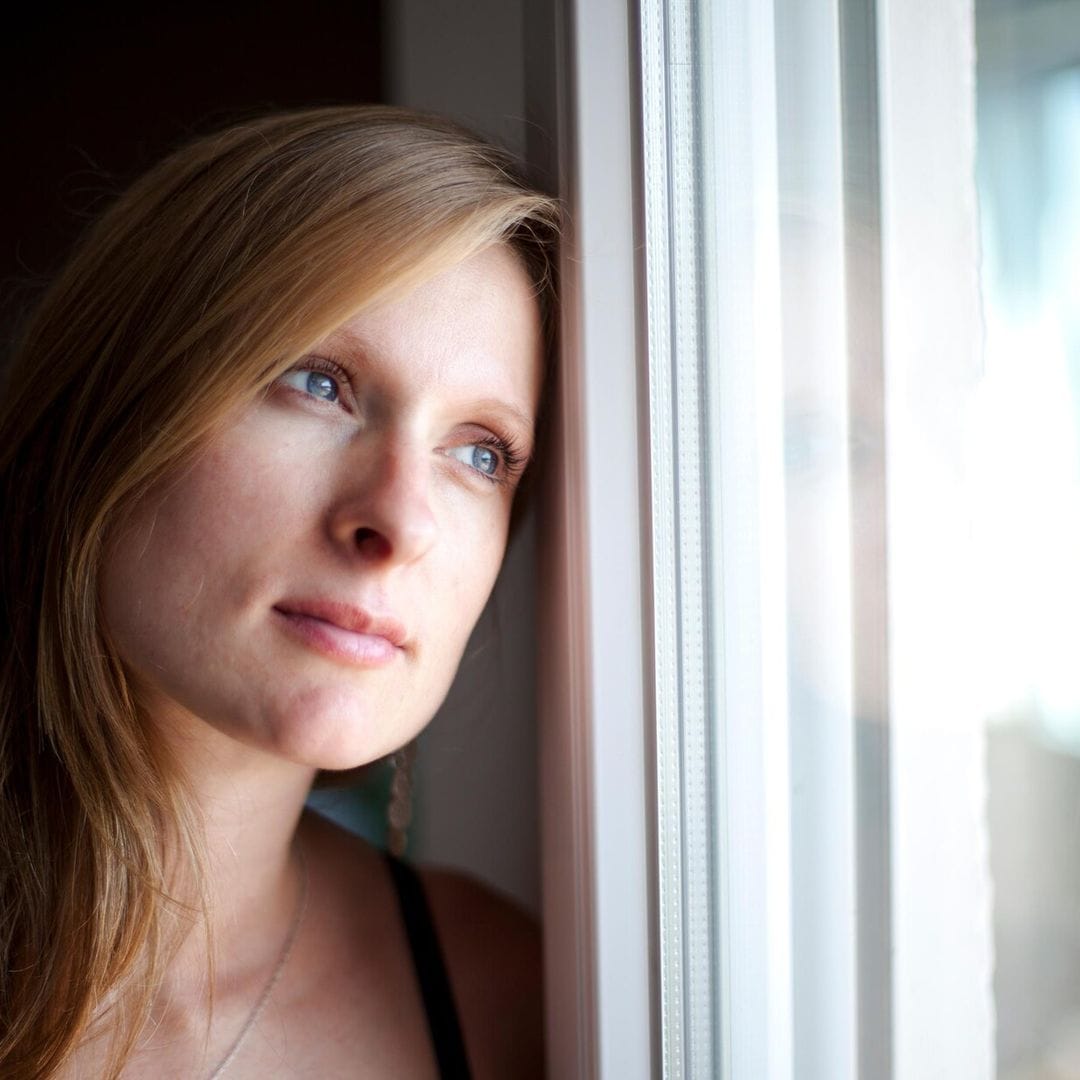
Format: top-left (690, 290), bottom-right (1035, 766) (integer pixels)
top-left (272, 599), bottom-right (408, 667)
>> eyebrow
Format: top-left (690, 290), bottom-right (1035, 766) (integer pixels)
top-left (466, 399), bottom-right (537, 441)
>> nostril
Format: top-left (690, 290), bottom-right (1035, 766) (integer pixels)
top-left (354, 526), bottom-right (389, 559)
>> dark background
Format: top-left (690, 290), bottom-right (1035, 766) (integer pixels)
top-left (2, 3), bottom-right (383, 347)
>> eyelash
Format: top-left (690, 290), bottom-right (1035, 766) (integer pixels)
top-left (467, 432), bottom-right (527, 487)
top-left (279, 357), bottom-right (528, 487)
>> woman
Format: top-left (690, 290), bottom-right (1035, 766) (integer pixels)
top-left (0, 105), bottom-right (558, 1079)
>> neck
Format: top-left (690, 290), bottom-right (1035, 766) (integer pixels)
top-left (146, 701), bottom-right (317, 1015)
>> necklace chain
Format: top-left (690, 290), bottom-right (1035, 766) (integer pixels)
top-left (206, 848), bottom-right (309, 1080)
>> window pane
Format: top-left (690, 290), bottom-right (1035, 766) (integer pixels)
top-left (975, 1), bottom-right (1080, 1074)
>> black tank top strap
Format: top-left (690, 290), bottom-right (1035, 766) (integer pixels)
top-left (383, 851), bottom-right (473, 1080)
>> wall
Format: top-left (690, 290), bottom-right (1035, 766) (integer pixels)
top-left (383, 0), bottom-right (550, 914)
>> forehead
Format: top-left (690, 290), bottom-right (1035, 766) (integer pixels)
top-left (321, 245), bottom-right (544, 413)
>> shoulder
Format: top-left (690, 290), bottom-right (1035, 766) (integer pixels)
top-left (419, 864), bottom-right (546, 1080)
top-left (299, 811), bottom-right (545, 1076)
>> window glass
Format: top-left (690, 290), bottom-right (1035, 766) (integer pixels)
top-left (975, 1), bottom-right (1080, 1073)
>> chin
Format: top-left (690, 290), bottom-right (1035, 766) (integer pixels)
top-left (256, 683), bottom-right (427, 772)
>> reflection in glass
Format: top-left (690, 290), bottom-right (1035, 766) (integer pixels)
top-left (976, 1), bottom-right (1080, 1074)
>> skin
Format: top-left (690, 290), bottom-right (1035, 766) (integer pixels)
top-left (75, 244), bottom-right (546, 1079)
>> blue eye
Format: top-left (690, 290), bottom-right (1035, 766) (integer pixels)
top-left (304, 371), bottom-right (338, 402)
top-left (279, 367), bottom-right (341, 403)
top-left (447, 442), bottom-right (501, 478)
top-left (471, 446), bottom-right (498, 476)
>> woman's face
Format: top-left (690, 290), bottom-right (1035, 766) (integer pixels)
top-left (101, 244), bottom-right (543, 771)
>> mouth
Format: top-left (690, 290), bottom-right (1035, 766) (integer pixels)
top-left (272, 599), bottom-right (408, 667)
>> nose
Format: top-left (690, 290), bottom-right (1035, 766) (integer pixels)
top-left (327, 440), bottom-right (438, 567)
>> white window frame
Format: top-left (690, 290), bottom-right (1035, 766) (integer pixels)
top-left (540, 1), bottom-right (991, 1078)
top-left (536, 0), bottom-right (655, 1075)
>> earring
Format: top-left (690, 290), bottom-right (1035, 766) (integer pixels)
top-left (386, 739), bottom-right (417, 857)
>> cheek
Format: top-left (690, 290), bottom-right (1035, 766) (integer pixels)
top-left (432, 526), bottom-right (508, 655)
top-left (100, 442), bottom-right (274, 657)
top-left (100, 496), bottom-right (216, 680)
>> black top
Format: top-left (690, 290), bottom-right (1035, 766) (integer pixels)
top-left (383, 852), bottom-right (473, 1080)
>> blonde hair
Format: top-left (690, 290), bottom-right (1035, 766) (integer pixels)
top-left (0, 105), bottom-right (558, 1078)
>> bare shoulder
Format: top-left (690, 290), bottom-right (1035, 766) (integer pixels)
top-left (419, 865), bottom-right (546, 1080)
top-left (297, 811), bottom-right (545, 1077)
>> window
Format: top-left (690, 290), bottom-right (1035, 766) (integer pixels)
top-left (384, 1), bottom-right (1080, 1075)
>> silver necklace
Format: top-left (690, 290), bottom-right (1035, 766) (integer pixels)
top-left (206, 849), bottom-right (309, 1080)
